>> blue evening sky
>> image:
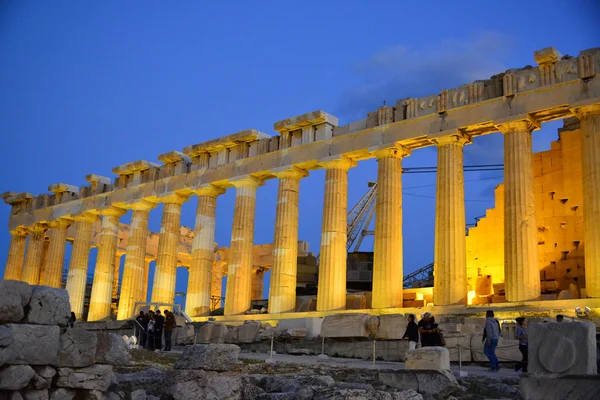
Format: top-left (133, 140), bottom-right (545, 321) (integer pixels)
top-left (1, 1), bottom-right (598, 303)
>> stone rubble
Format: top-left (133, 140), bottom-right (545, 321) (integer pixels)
top-left (173, 343), bottom-right (241, 371)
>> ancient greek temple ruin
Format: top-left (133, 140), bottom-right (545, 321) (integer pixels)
top-left (3, 46), bottom-right (600, 322)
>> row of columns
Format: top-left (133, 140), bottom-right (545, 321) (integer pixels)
top-left (4, 107), bottom-right (600, 317)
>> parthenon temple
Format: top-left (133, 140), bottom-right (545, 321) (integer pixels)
top-left (3, 46), bottom-right (600, 322)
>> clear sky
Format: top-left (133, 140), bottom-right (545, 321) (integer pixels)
top-left (1, 1), bottom-right (598, 304)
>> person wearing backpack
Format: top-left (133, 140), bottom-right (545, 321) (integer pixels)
top-left (482, 309), bottom-right (501, 371)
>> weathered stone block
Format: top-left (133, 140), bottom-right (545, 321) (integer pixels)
top-left (0, 364), bottom-right (36, 390)
top-left (21, 388), bottom-right (49, 400)
top-left (173, 325), bottom-right (195, 345)
top-left (49, 388), bottom-right (75, 400)
top-left (0, 325), bottom-right (16, 367)
top-left (173, 344), bottom-right (240, 372)
top-left (520, 374), bottom-right (600, 400)
top-left (406, 347), bottom-right (450, 371)
top-left (238, 321), bottom-right (261, 343)
top-left (95, 333), bottom-right (131, 366)
top-left (56, 364), bottom-right (115, 391)
top-left (31, 366), bottom-right (56, 389)
top-left (56, 329), bottom-right (98, 367)
top-left (0, 280), bottom-right (32, 323)
top-left (25, 286), bottom-right (71, 326)
top-left (321, 314), bottom-right (370, 338)
top-left (529, 321), bottom-right (597, 374)
top-left (197, 322), bottom-right (228, 344)
top-left (6, 324), bottom-right (59, 365)
top-left (378, 369), bottom-right (458, 398)
top-left (376, 314), bottom-right (407, 339)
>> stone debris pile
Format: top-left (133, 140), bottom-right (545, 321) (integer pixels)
top-left (0, 279), bottom-right (131, 399)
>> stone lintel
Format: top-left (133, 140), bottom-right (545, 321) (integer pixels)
top-left (1, 191), bottom-right (33, 205)
top-left (112, 160), bottom-right (160, 176)
top-left (183, 129), bottom-right (270, 156)
top-left (534, 47), bottom-right (563, 65)
top-left (85, 174), bottom-right (112, 185)
top-left (495, 114), bottom-right (541, 134)
top-left (274, 110), bottom-right (339, 133)
top-left (158, 150), bottom-right (192, 165)
top-left (48, 183), bottom-right (80, 194)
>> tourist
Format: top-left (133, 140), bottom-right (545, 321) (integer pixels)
top-left (164, 310), bottom-right (175, 351)
top-left (514, 317), bottom-right (528, 372)
top-left (556, 314), bottom-right (564, 322)
top-left (402, 314), bottom-right (419, 350)
top-left (154, 309), bottom-right (165, 351)
top-left (136, 311), bottom-right (147, 347)
top-left (68, 312), bottom-right (76, 328)
top-left (482, 310), bottom-right (501, 371)
top-left (146, 311), bottom-right (156, 350)
top-left (417, 313), bottom-right (438, 347)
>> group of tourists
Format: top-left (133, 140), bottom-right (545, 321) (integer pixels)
top-left (135, 309), bottom-right (176, 351)
top-left (401, 312), bottom-right (446, 349)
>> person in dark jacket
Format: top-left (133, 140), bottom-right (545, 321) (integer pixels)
top-left (164, 310), bottom-right (176, 351)
top-left (68, 312), bottom-right (76, 328)
top-left (418, 313), bottom-right (439, 347)
top-left (402, 314), bottom-right (419, 350)
top-left (483, 309), bottom-right (501, 371)
top-left (154, 310), bottom-right (165, 351)
top-left (136, 311), bottom-right (147, 347)
top-left (514, 317), bottom-right (528, 372)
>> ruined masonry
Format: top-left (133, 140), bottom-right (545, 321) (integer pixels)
top-left (2, 46), bottom-right (600, 321)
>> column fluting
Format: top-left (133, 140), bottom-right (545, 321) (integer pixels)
top-left (21, 225), bottom-right (47, 285)
top-left (4, 228), bottom-right (28, 281)
top-left (42, 220), bottom-right (71, 288)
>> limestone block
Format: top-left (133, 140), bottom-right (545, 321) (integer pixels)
top-left (238, 321), bottom-right (261, 343)
top-left (376, 314), bottom-right (407, 340)
top-left (288, 328), bottom-right (307, 338)
top-left (0, 280), bottom-right (32, 323)
top-left (0, 365), bottom-right (35, 390)
top-left (405, 347), bottom-right (450, 371)
top-left (225, 326), bottom-right (239, 344)
top-left (21, 389), bottom-right (48, 400)
top-left (95, 333), bottom-right (131, 366)
top-left (173, 325), bottom-right (196, 345)
top-left (56, 364), bottom-right (115, 391)
top-left (25, 286), bottom-right (71, 326)
top-left (528, 321), bottom-right (597, 374)
top-left (173, 344), bottom-right (240, 372)
top-left (443, 334), bottom-right (472, 362)
top-left (6, 324), bottom-right (59, 365)
top-left (131, 389), bottom-right (147, 400)
top-left (49, 389), bottom-right (75, 400)
top-left (378, 369), bottom-right (458, 398)
top-left (197, 322), bottom-right (228, 344)
top-left (0, 325), bottom-right (16, 366)
top-left (31, 366), bottom-right (56, 389)
top-left (520, 375), bottom-right (600, 400)
top-left (321, 314), bottom-right (370, 338)
top-left (56, 328), bottom-right (98, 367)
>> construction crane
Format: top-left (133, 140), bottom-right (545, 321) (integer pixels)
top-left (346, 181), bottom-right (378, 252)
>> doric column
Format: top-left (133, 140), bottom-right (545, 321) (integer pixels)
top-left (316, 156), bottom-right (356, 311)
top-left (42, 219), bottom-right (71, 288)
top-left (66, 213), bottom-right (97, 318)
top-left (210, 261), bottom-right (225, 311)
top-left (371, 146), bottom-right (410, 309)
top-left (117, 200), bottom-right (156, 320)
top-left (269, 167), bottom-right (308, 314)
top-left (88, 207), bottom-right (126, 321)
top-left (252, 269), bottom-right (265, 301)
top-left (142, 258), bottom-right (152, 303)
top-left (224, 177), bottom-right (262, 316)
top-left (21, 225), bottom-right (47, 285)
top-left (38, 239), bottom-right (50, 285)
top-left (575, 105), bottom-right (600, 297)
top-left (186, 185), bottom-right (224, 316)
top-left (497, 119), bottom-right (541, 302)
top-left (112, 253), bottom-right (123, 312)
top-left (432, 134), bottom-right (469, 305)
top-left (4, 228), bottom-right (28, 281)
top-left (151, 194), bottom-right (189, 304)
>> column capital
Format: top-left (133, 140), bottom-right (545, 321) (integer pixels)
top-left (318, 155), bottom-right (357, 171)
top-left (73, 212), bottom-right (98, 224)
top-left (157, 193), bottom-right (190, 205)
top-left (193, 184), bottom-right (226, 198)
top-left (28, 223), bottom-right (48, 234)
top-left (99, 206), bottom-right (127, 218)
top-left (272, 166), bottom-right (309, 181)
top-left (571, 103), bottom-right (600, 119)
top-left (495, 115), bottom-right (540, 134)
top-left (431, 132), bottom-right (471, 147)
top-left (127, 199), bottom-right (158, 212)
top-left (9, 226), bottom-right (28, 236)
top-left (48, 218), bottom-right (73, 229)
top-left (230, 175), bottom-right (264, 189)
top-left (370, 145), bottom-right (411, 159)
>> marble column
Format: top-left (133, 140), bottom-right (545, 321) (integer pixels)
top-left (151, 194), bottom-right (189, 304)
top-left (498, 119), bottom-right (541, 302)
top-left (112, 253), bottom-right (123, 302)
top-left (142, 259), bottom-right (152, 303)
top-left (42, 219), bottom-right (71, 288)
top-left (433, 135), bottom-right (469, 305)
top-left (252, 269), bottom-right (265, 301)
top-left (224, 177), bottom-right (261, 316)
top-left (372, 146), bottom-right (409, 309)
top-left (4, 228), bottom-right (27, 281)
top-left (577, 105), bottom-right (600, 297)
top-left (117, 200), bottom-right (156, 320)
top-left (38, 239), bottom-right (50, 285)
top-left (21, 225), bottom-right (47, 285)
top-left (66, 213), bottom-right (98, 318)
top-left (210, 261), bottom-right (225, 311)
top-left (88, 208), bottom-right (125, 321)
top-left (316, 157), bottom-right (356, 311)
top-left (269, 167), bottom-right (308, 314)
top-left (186, 185), bottom-right (224, 316)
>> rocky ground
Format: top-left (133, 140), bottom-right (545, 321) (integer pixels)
top-left (109, 348), bottom-right (521, 400)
